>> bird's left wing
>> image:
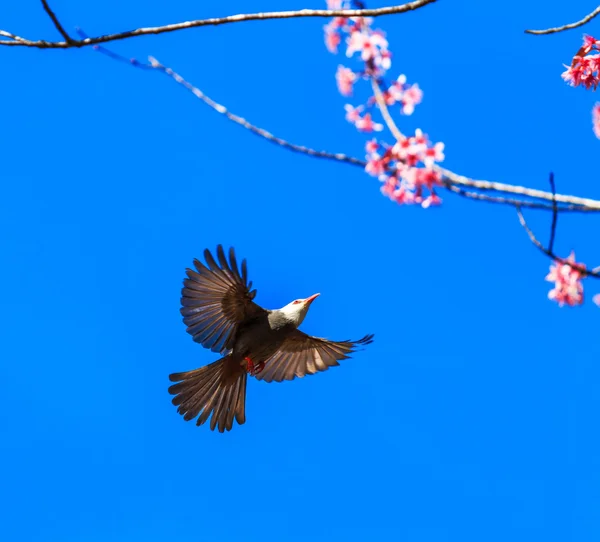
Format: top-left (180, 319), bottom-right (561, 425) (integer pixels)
top-left (181, 245), bottom-right (265, 354)
top-left (254, 329), bottom-right (374, 382)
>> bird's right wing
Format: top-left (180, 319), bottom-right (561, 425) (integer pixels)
top-left (254, 329), bottom-right (374, 382)
top-left (180, 245), bottom-right (265, 354)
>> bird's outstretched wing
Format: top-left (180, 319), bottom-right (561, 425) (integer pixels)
top-left (181, 245), bottom-right (265, 354)
top-left (254, 330), bottom-right (374, 382)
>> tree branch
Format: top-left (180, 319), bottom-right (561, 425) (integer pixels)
top-left (368, 74), bottom-right (600, 211)
top-left (81, 37), bottom-right (600, 214)
top-left (41, 0), bottom-right (74, 43)
top-left (0, 30), bottom-right (28, 43)
top-left (525, 5), bottom-right (600, 35)
top-left (442, 182), bottom-right (594, 212)
top-left (370, 78), bottom-right (405, 142)
top-left (0, 0), bottom-right (437, 49)
top-left (516, 205), bottom-right (600, 278)
top-left (436, 167), bottom-right (600, 210)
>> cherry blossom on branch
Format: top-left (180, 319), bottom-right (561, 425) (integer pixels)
top-left (546, 252), bottom-right (585, 307)
top-left (324, 0), bottom-right (444, 207)
top-left (516, 196), bottom-right (600, 308)
top-left (554, 33), bottom-right (600, 139)
top-left (562, 35), bottom-right (600, 90)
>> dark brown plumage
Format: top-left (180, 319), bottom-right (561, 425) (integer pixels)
top-left (168, 245), bottom-right (374, 432)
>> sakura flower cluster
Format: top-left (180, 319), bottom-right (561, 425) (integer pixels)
top-left (324, 0), bottom-right (443, 206)
top-left (593, 103), bottom-right (600, 139)
top-left (561, 35), bottom-right (600, 90)
top-left (365, 130), bottom-right (445, 208)
top-left (545, 252), bottom-right (586, 307)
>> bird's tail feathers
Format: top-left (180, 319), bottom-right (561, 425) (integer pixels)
top-left (168, 356), bottom-right (247, 433)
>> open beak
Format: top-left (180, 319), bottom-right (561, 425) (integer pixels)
top-left (304, 293), bottom-right (320, 306)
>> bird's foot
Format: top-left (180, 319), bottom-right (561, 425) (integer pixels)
top-left (245, 357), bottom-right (265, 376)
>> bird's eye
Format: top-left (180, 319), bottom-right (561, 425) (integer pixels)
top-left (293, 300), bottom-right (301, 305)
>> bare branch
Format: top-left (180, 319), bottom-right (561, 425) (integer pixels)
top-left (525, 5), bottom-right (600, 35)
top-left (0, 30), bottom-right (28, 43)
top-left (0, 1), bottom-right (437, 49)
top-left (40, 0), bottom-right (74, 43)
top-left (147, 54), bottom-right (366, 167)
top-left (516, 205), bottom-right (600, 278)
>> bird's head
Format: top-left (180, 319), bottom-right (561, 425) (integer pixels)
top-left (279, 293), bottom-right (320, 327)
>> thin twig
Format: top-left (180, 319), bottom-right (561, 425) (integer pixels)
top-left (41, 0), bottom-right (74, 43)
top-left (370, 78), bottom-right (404, 142)
top-left (548, 172), bottom-right (558, 253)
top-left (516, 205), bottom-right (600, 278)
top-left (525, 5), bottom-right (600, 35)
top-left (0, 1), bottom-right (437, 49)
top-left (0, 30), bottom-right (27, 42)
top-left (148, 56), bottom-right (367, 168)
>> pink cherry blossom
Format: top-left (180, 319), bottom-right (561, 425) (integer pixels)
top-left (348, 16), bottom-right (374, 33)
top-left (545, 251), bottom-right (585, 307)
top-left (380, 175), bottom-right (397, 197)
top-left (355, 112), bottom-right (383, 132)
top-left (583, 34), bottom-right (600, 52)
top-left (562, 34), bottom-right (600, 90)
top-left (346, 29), bottom-right (389, 68)
top-left (374, 48), bottom-right (392, 71)
top-left (422, 193), bottom-right (442, 208)
top-left (324, 25), bottom-right (341, 53)
top-left (323, 18), bottom-right (348, 53)
top-left (423, 141), bottom-right (446, 168)
top-left (400, 83), bottom-right (423, 115)
top-left (366, 154), bottom-right (386, 177)
top-left (344, 105), bottom-right (383, 132)
top-left (324, 2), bottom-right (443, 208)
top-left (367, 131), bottom-right (444, 207)
top-left (365, 138), bottom-right (379, 153)
top-left (593, 293), bottom-right (600, 307)
top-left (365, 139), bottom-right (389, 177)
top-left (336, 65), bottom-right (357, 96)
top-left (344, 104), bottom-right (363, 123)
top-left (593, 103), bottom-right (600, 139)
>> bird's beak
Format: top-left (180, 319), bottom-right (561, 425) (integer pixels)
top-left (304, 293), bottom-right (320, 306)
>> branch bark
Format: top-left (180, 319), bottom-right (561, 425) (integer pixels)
top-left (0, 0), bottom-right (437, 48)
top-left (516, 206), bottom-right (600, 277)
top-left (41, 0), bottom-right (74, 43)
top-left (525, 5), bottom-right (600, 35)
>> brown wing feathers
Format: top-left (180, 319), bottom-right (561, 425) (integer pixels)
top-left (256, 332), bottom-right (374, 383)
top-left (180, 245), bottom-right (259, 354)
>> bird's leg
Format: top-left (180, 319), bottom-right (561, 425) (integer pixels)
top-left (244, 357), bottom-right (265, 376)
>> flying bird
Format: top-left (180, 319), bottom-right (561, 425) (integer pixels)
top-left (168, 245), bottom-right (374, 433)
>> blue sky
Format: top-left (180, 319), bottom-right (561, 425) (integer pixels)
top-left (2, 0), bottom-right (600, 540)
